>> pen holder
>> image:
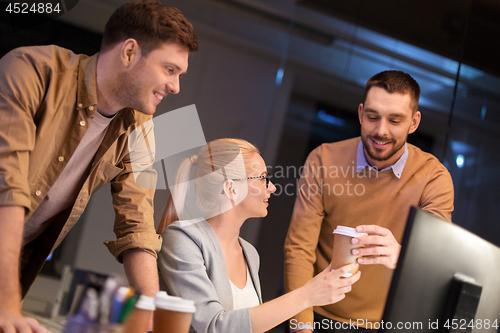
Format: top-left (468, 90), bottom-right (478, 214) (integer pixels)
top-left (64, 315), bottom-right (124, 333)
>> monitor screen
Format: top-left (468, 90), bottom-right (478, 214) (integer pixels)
top-left (381, 207), bottom-right (500, 333)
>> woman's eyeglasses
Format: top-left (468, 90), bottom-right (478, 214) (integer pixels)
top-left (221, 175), bottom-right (271, 194)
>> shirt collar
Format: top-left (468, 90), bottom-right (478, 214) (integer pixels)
top-left (77, 53), bottom-right (99, 117)
top-left (356, 140), bottom-right (408, 179)
top-left (77, 53), bottom-right (136, 128)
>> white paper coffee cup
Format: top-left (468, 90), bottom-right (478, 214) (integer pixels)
top-left (332, 226), bottom-right (367, 277)
top-left (153, 292), bottom-right (195, 333)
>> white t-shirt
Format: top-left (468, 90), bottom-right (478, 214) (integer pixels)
top-left (229, 265), bottom-right (260, 310)
top-left (23, 111), bottom-right (115, 245)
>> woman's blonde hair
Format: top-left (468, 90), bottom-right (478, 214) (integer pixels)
top-left (157, 138), bottom-right (259, 234)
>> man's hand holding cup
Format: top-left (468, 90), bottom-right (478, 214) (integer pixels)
top-left (351, 225), bottom-right (401, 269)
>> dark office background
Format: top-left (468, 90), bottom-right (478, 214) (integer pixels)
top-left (1, 0), bottom-right (499, 329)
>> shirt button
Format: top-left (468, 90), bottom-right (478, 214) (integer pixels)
top-left (35, 190), bottom-right (42, 196)
top-left (88, 106), bottom-right (94, 111)
top-left (78, 103), bottom-right (83, 108)
top-left (58, 156), bottom-right (64, 162)
top-left (80, 120), bottom-right (86, 126)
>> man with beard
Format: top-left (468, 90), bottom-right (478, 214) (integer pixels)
top-left (0, 1), bottom-right (197, 332)
top-left (284, 71), bottom-right (454, 333)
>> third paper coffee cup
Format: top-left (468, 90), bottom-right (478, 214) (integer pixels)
top-left (331, 226), bottom-right (367, 277)
top-left (153, 291), bottom-right (196, 333)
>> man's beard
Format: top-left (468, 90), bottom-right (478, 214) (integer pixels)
top-left (361, 135), bottom-right (406, 162)
top-left (110, 64), bottom-right (155, 115)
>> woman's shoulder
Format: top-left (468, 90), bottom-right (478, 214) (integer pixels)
top-left (163, 218), bottom-right (222, 254)
top-left (164, 218), bottom-right (208, 235)
top-left (162, 218), bottom-right (209, 245)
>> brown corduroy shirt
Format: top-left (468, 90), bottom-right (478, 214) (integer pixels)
top-left (0, 45), bottom-right (161, 293)
top-left (284, 137), bottom-right (454, 328)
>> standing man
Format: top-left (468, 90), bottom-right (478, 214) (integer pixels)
top-left (0, 1), bottom-right (198, 332)
top-left (284, 71), bottom-right (454, 332)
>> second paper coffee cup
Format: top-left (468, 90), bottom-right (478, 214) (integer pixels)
top-left (332, 226), bottom-right (367, 277)
top-left (153, 291), bottom-right (196, 333)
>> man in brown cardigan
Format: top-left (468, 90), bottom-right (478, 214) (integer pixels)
top-left (284, 70), bottom-right (454, 333)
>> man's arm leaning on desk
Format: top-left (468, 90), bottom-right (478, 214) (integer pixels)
top-left (0, 47), bottom-right (52, 333)
top-left (102, 120), bottom-right (161, 330)
top-left (105, 171), bottom-right (162, 298)
top-left (0, 206), bottom-right (48, 333)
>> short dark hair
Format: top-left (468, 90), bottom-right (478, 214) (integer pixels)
top-left (363, 70), bottom-right (420, 112)
top-left (101, 0), bottom-right (198, 56)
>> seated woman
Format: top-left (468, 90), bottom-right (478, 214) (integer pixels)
top-left (157, 138), bottom-right (360, 333)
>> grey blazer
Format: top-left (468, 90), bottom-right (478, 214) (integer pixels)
top-left (158, 218), bottom-right (262, 333)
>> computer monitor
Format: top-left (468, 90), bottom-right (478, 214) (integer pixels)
top-left (381, 207), bottom-right (500, 333)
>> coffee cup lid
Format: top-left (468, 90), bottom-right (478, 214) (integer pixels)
top-left (155, 291), bottom-right (196, 313)
top-left (135, 295), bottom-right (156, 311)
top-left (333, 225), bottom-right (367, 237)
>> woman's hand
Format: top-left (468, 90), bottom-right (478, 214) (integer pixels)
top-left (301, 263), bottom-right (361, 308)
top-left (248, 263), bottom-right (359, 333)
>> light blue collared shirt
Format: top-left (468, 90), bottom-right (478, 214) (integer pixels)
top-left (356, 141), bottom-right (408, 179)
